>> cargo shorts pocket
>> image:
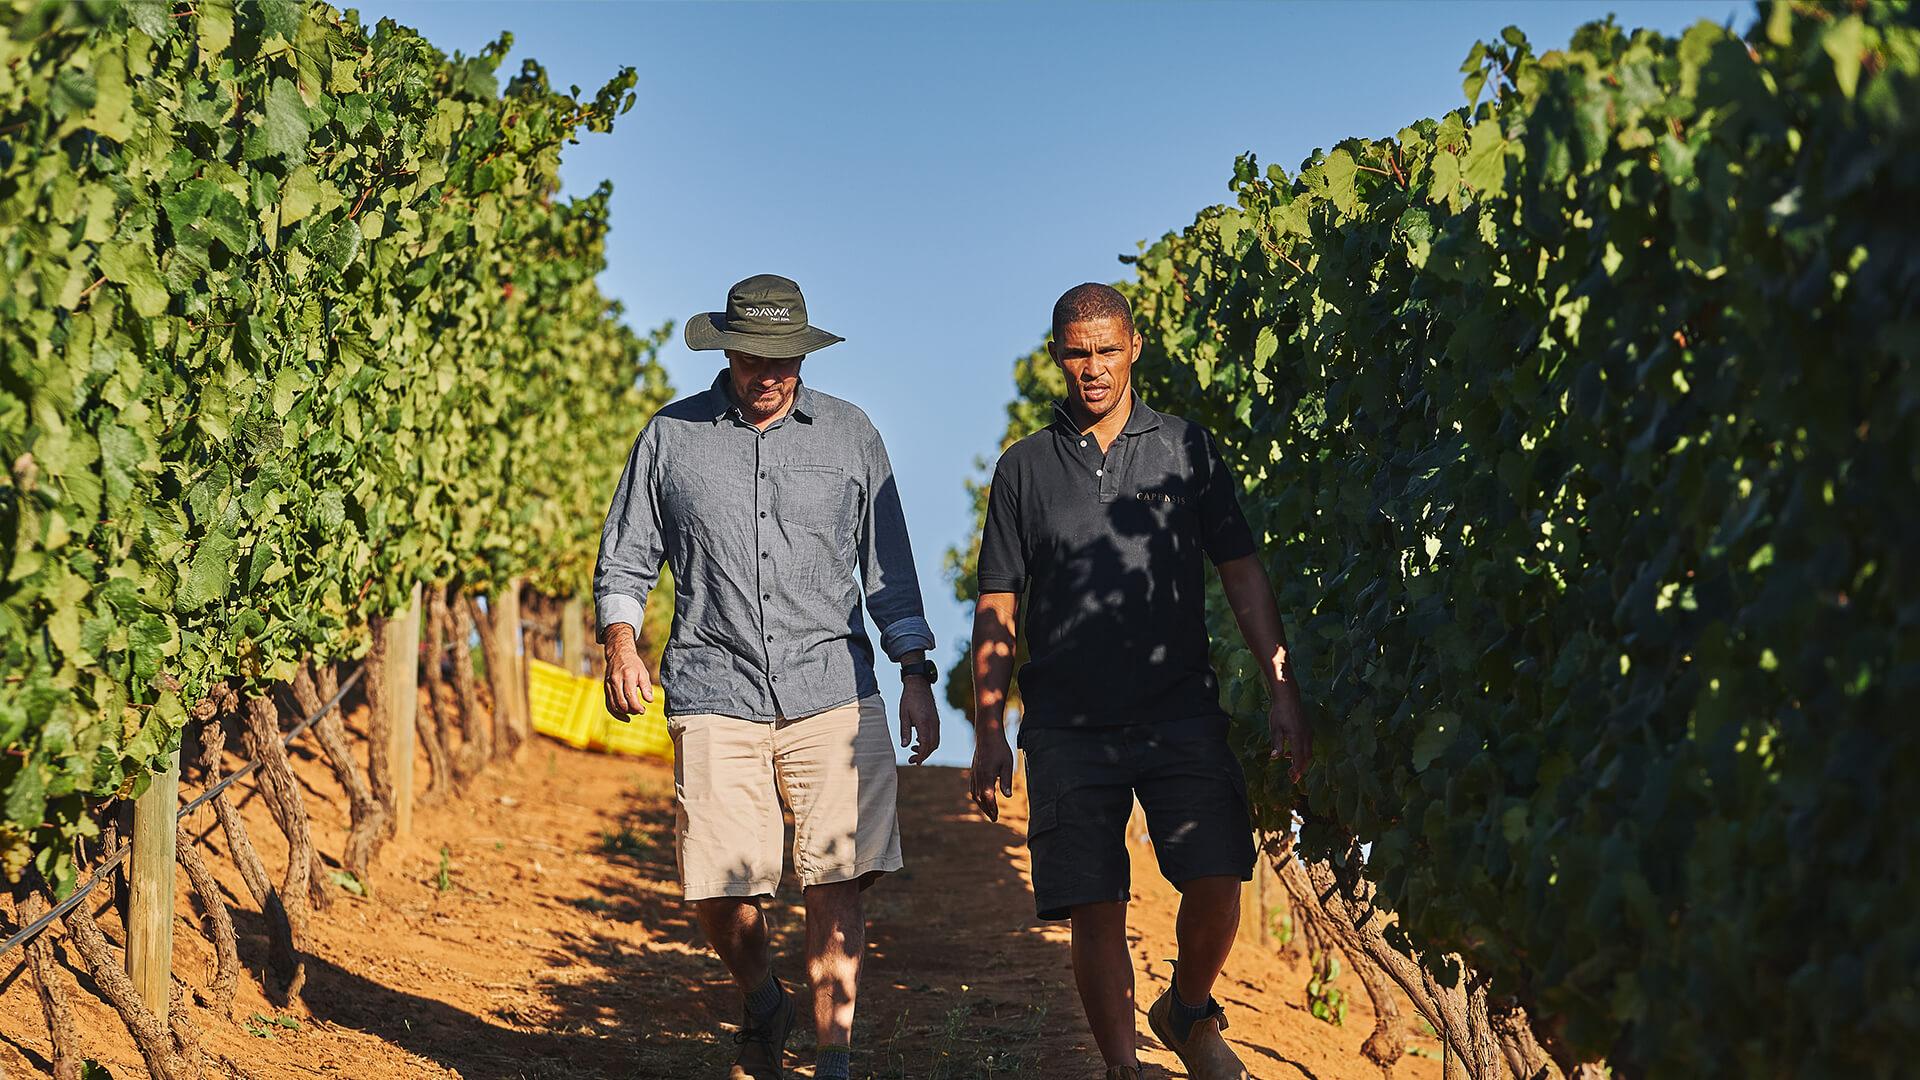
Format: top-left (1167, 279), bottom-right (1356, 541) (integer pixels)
top-left (1023, 752), bottom-right (1134, 921)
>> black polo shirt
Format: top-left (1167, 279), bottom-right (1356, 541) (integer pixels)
top-left (977, 392), bottom-right (1257, 735)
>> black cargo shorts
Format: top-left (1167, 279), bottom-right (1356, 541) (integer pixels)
top-left (1020, 716), bottom-right (1257, 921)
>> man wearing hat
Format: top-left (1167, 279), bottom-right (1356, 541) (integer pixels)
top-left (595, 274), bottom-right (940, 1080)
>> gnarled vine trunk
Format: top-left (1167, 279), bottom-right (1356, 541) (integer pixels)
top-left (174, 821), bottom-right (240, 1017)
top-left (417, 585), bottom-right (455, 802)
top-left (1266, 833), bottom-right (1404, 1078)
top-left (242, 696), bottom-right (314, 940)
top-left (447, 587), bottom-right (492, 779)
top-left (14, 888), bottom-right (81, 1080)
top-left (1265, 829), bottom-right (1568, 1080)
top-left (290, 662), bottom-right (386, 884)
top-left (62, 899), bottom-right (195, 1080)
top-left (196, 708), bottom-right (302, 1002)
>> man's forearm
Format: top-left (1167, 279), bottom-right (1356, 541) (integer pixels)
top-left (971, 593), bottom-right (1019, 733)
top-left (603, 621), bottom-right (638, 655)
top-left (1217, 556), bottom-right (1295, 694)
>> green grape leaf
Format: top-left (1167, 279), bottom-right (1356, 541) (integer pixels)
top-left (177, 532), bottom-right (237, 613)
top-left (244, 78), bottom-right (313, 162)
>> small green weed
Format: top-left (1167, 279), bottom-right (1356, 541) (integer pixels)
top-left (598, 826), bottom-right (649, 856)
top-left (1306, 950), bottom-right (1348, 1026)
top-left (436, 845), bottom-right (453, 892)
top-left (245, 1013), bottom-right (300, 1038)
top-left (911, 997), bottom-right (1049, 1080)
top-left (329, 869), bottom-right (366, 896)
top-left (1266, 903), bottom-right (1293, 945)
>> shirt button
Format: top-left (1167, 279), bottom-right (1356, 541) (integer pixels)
top-left (1079, 439), bottom-right (1087, 447)
top-left (1096, 469), bottom-right (1104, 477)
top-left (760, 471), bottom-right (767, 479)
top-left (761, 551), bottom-right (769, 559)
top-left (760, 511), bottom-right (767, 518)
top-left (771, 674), bottom-right (780, 682)
top-left (763, 593), bottom-right (771, 601)
top-left (766, 634), bottom-right (774, 642)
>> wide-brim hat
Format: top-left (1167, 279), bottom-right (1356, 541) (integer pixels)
top-left (684, 273), bottom-right (845, 358)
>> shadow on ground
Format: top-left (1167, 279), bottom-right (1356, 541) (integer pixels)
top-left (297, 765), bottom-right (1071, 1079)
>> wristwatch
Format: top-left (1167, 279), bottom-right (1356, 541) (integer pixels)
top-left (899, 659), bottom-right (938, 684)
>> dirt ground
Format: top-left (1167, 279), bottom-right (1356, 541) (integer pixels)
top-left (0, 699), bottom-right (1444, 1079)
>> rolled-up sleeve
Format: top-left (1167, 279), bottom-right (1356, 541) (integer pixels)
top-left (858, 426), bottom-right (934, 660)
top-left (593, 423), bottom-right (664, 643)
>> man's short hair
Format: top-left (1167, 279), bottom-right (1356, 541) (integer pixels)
top-left (1051, 283), bottom-right (1133, 340)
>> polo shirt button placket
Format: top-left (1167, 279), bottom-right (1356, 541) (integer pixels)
top-left (1098, 438), bottom-right (1125, 501)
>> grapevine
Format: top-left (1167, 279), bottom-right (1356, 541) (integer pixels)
top-left (955, 5), bottom-right (1918, 1075)
top-left (0, 1), bottom-right (671, 899)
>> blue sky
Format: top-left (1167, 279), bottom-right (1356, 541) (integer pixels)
top-left (365, 0), bottom-right (1748, 767)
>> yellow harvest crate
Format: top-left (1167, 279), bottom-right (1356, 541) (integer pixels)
top-left (526, 658), bottom-right (671, 760)
top-left (593, 692), bottom-right (671, 759)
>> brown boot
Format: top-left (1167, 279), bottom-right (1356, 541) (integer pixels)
top-left (1146, 984), bottom-right (1249, 1080)
top-left (727, 981), bottom-right (795, 1080)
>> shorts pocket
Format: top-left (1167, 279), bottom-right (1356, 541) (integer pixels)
top-left (1026, 796), bottom-right (1058, 847)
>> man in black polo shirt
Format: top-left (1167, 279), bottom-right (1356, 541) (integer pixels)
top-left (968, 283), bottom-right (1311, 1080)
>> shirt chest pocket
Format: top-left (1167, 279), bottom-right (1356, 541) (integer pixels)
top-left (775, 464), bottom-right (857, 545)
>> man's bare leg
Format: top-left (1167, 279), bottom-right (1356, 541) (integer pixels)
top-left (695, 896), bottom-right (773, 993)
top-left (1174, 875), bottom-right (1241, 1009)
top-left (1070, 899), bottom-right (1137, 1068)
top-left (803, 879), bottom-right (863, 1046)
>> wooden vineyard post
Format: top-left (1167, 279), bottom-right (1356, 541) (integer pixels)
top-left (1242, 859), bottom-right (1272, 947)
top-left (126, 748), bottom-right (180, 1020)
top-left (388, 581), bottom-right (423, 837)
top-left (561, 597), bottom-right (585, 675)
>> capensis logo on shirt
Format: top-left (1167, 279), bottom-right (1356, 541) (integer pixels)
top-left (1136, 490), bottom-right (1190, 506)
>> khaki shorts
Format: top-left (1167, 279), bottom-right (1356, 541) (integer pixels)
top-left (668, 695), bottom-right (903, 901)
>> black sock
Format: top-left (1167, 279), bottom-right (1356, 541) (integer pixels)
top-left (816, 1044), bottom-right (851, 1079)
top-left (744, 974), bottom-right (784, 1022)
top-left (1168, 981), bottom-right (1215, 1042)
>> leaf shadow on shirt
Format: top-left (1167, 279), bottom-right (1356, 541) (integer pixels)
top-left (1016, 462), bottom-right (1225, 730)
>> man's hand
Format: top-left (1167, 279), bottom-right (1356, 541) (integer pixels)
top-left (899, 676), bottom-right (940, 765)
top-left (603, 624), bottom-right (654, 719)
top-left (1268, 681), bottom-right (1312, 784)
top-left (969, 726), bottom-right (1015, 822)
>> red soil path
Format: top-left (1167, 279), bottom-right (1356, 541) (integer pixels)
top-left (0, 704), bottom-right (1443, 1079)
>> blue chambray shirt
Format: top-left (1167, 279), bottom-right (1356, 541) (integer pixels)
top-left (593, 371), bottom-right (935, 721)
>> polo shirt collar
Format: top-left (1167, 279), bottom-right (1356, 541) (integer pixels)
top-left (1051, 390), bottom-right (1162, 437)
top-left (707, 369), bottom-right (816, 425)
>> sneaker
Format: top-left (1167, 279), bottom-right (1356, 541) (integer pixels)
top-left (727, 981), bottom-right (795, 1080)
top-left (1146, 984), bottom-right (1249, 1080)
